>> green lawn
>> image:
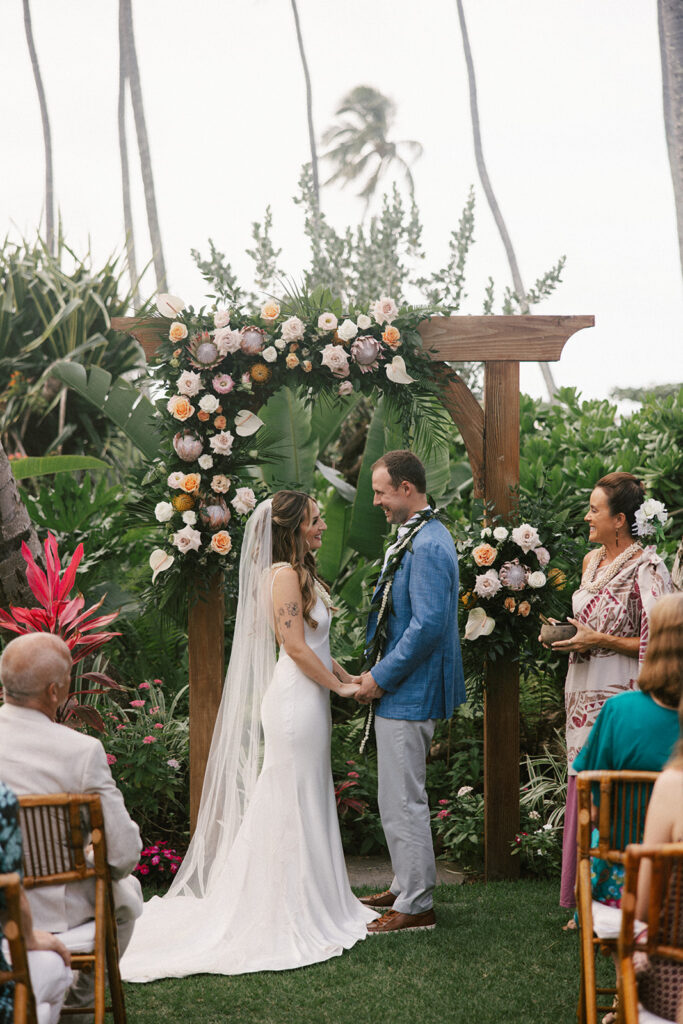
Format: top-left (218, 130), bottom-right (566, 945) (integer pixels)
top-left (123, 880), bottom-right (594, 1024)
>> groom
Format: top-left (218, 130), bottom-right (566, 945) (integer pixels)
top-left (355, 450), bottom-right (465, 933)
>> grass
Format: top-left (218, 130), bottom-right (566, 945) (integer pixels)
top-left (122, 880), bottom-right (599, 1024)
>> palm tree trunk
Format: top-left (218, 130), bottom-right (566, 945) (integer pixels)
top-left (455, 0), bottom-right (557, 401)
top-left (658, 0), bottom-right (683, 281)
top-left (0, 440), bottom-right (42, 608)
top-left (290, 0), bottom-right (320, 209)
top-left (118, 1), bottom-right (140, 306)
top-left (23, 0), bottom-right (54, 256)
top-left (119, 0), bottom-right (167, 293)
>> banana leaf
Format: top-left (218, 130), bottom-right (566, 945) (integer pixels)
top-left (10, 455), bottom-right (109, 480)
top-left (256, 386), bottom-right (317, 491)
top-left (310, 390), bottom-right (361, 453)
top-left (346, 398), bottom-right (392, 559)
top-left (316, 490), bottom-right (353, 583)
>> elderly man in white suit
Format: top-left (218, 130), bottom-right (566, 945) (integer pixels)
top-left (0, 633), bottom-right (143, 1018)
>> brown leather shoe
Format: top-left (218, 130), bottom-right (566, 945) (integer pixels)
top-left (359, 889), bottom-right (396, 909)
top-left (367, 908), bottom-right (436, 933)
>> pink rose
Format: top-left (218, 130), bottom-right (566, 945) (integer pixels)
top-left (535, 546), bottom-right (550, 567)
top-left (321, 343), bottom-right (350, 378)
top-left (371, 296), bottom-right (399, 325)
top-left (338, 381), bottom-right (353, 396)
top-left (214, 328), bottom-right (242, 356)
top-left (280, 316), bottom-right (305, 342)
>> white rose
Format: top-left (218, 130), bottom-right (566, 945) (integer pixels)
top-left (262, 346), bottom-right (277, 363)
top-left (172, 524), bottom-right (202, 553)
top-left (480, 527), bottom-right (492, 538)
top-left (198, 454), bottom-right (214, 470)
top-left (493, 526), bottom-right (509, 542)
top-left (213, 308), bottom-right (230, 329)
top-left (182, 510), bottom-right (197, 526)
top-left (528, 571), bottom-right (547, 588)
top-left (209, 431), bottom-right (235, 456)
top-left (214, 327), bottom-right (242, 355)
top-left (511, 523), bottom-right (541, 553)
top-left (317, 312), bottom-right (338, 332)
top-left (356, 314), bottom-right (372, 330)
top-left (336, 318), bottom-right (358, 342)
top-left (198, 394), bottom-right (220, 414)
top-left (167, 471), bottom-right (185, 489)
top-left (280, 316), bottom-right (305, 342)
top-left (176, 370), bottom-right (203, 397)
top-left (371, 296), bottom-right (399, 325)
top-left (231, 487), bottom-right (257, 515)
top-left (169, 321), bottom-right (188, 343)
top-left (320, 343), bottom-right (350, 378)
top-left (275, 338), bottom-right (287, 351)
top-left (155, 501), bottom-right (174, 522)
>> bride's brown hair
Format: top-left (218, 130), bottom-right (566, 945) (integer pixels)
top-left (271, 490), bottom-right (330, 629)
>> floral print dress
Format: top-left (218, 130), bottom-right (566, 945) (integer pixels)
top-left (0, 781), bottom-right (23, 1023)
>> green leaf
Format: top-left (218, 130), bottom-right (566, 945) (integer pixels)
top-left (10, 454), bottom-right (110, 480)
top-left (310, 390), bottom-right (362, 453)
top-left (256, 386), bottom-right (317, 490)
top-left (50, 361), bottom-right (162, 461)
top-left (346, 398), bottom-right (391, 559)
top-left (317, 490), bottom-right (352, 582)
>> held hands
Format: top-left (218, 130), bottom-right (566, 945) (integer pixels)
top-left (337, 677), bottom-right (361, 698)
top-left (354, 671), bottom-right (385, 705)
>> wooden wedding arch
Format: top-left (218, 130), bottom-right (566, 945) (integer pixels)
top-left (114, 312), bottom-right (594, 880)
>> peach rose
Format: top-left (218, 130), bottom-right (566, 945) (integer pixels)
top-left (382, 325), bottom-right (401, 349)
top-left (181, 473), bottom-right (201, 494)
top-left (472, 543), bottom-right (496, 567)
top-left (517, 601), bottom-right (531, 617)
top-left (210, 531), bottom-right (233, 555)
top-left (197, 410), bottom-right (210, 422)
top-left (302, 360), bottom-right (312, 372)
top-left (504, 597), bottom-right (516, 612)
top-left (261, 301), bottom-right (280, 321)
top-left (169, 321), bottom-right (188, 343)
top-left (167, 395), bottom-right (194, 421)
top-left (211, 475), bottom-right (231, 493)
top-left (286, 353), bottom-right (300, 369)
top-left (214, 415), bottom-right (227, 429)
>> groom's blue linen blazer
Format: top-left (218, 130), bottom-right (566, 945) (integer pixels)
top-left (366, 517), bottom-right (465, 721)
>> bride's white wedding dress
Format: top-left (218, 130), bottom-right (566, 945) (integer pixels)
top-left (120, 586), bottom-right (374, 981)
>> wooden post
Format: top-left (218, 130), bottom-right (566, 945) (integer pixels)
top-left (187, 575), bottom-right (225, 831)
top-left (482, 361), bottom-right (521, 880)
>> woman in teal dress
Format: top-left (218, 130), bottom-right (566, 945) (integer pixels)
top-left (573, 594), bottom-right (683, 906)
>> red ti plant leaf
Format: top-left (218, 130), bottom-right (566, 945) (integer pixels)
top-left (43, 532), bottom-right (62, 605)
top-left (21, 541), bottom-right (51, 609)
top-left (56, 543), bottom-right (84, 603)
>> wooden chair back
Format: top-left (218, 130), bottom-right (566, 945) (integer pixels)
top-left (618, 842), bottom-right (683, 1024)
top-left (576, 770), bottom-right (659, 1024)
top-left (0, 872), bottom-right (38, 1024)
top-left (18, 794), bottom-right (127, 1024)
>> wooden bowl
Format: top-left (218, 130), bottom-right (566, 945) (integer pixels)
top-left (540, 623), bottom-right (577, 646)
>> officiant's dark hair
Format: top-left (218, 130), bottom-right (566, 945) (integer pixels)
top-left (374, 450), bottom-right (426, 494)
top-left (271, 490), bottom-right (330, 629)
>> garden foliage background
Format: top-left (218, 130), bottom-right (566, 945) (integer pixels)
top-left (0, 224), bottom-right (680, 881)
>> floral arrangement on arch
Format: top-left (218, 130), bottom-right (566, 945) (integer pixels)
top-left (457, 512), bottom-right (567, 667)
top-left (145, 290), bottom-right (446, 588)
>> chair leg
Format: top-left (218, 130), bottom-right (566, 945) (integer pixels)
top-left (105, 917), bottom-right (127, 1024)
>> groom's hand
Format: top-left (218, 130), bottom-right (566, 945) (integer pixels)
top-left (354, 671), bottom-right (385, 704)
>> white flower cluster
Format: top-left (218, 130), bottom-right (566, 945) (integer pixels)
top-left (633, 499), bottom-right (668, 537)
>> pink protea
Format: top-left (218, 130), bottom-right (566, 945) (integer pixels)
top-left (498, 559), bottom-right (529, 591)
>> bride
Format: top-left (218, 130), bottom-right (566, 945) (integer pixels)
top-left (121, 491), bottom-right (376, 981)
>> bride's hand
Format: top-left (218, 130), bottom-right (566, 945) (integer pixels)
top-left (337, 678), bottom-right (360, 698)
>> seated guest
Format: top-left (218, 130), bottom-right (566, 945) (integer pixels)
top-left (0, 633), bottom-right (143, 1018)
top-left (573, 593), bottom-right (683, 909)
top-left (0, 780), bottom-right (72, 1024)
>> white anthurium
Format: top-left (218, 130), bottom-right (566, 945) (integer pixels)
top-left (386, 356), bottom-right (415, 384)
top-left (156, 293), bottom-right (186, 318)
top-left (234, 410), bottom-right (264, 436)
top-left (149, 548), bottom-right (174, 583)
top-left (464, 606), bottom-right (495, 640)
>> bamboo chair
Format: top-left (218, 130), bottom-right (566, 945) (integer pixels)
top-left (18, 794), bottom-right (127, 1024)
top-left (618, 843), bottom-right (683, 1024)
top-left (576, 770), bottom-right (660, 1024)
top-left (0, 872), bottom-right (38, 1024)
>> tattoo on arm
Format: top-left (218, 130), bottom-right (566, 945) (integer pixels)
top-left (277, 602), bottom-right (300, 631)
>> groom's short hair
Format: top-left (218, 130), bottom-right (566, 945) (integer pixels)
top-left (373, 450), bottom-right (426, 494)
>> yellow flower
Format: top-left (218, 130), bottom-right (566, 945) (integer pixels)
top-left (460, 591), bottom-right (475, 607)
top-left (171, 493), bottom-right (195, 512)
top-left (548, 567), bottom-right (566, 590)
top-left (250, 362), bottom-right (272, 384)
top-left (167, 395), bottom-right (194, 421)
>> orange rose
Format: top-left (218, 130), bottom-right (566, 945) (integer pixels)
top-left (472, 543), bottom-right (496, 567)
top-left (181, 473), bottom-right (201, 494)
top-left (197, 410), bottom-right (210, 422)
top-left (214, 415), bottom-right (227, 429)
top-left (167, 395), bottom-right (194, 421)
top-left (260, 301), bottom-right (280, 321)
top-left (517, 601), bottom-right (531, 617)
top-left (210, 531), bottom-right (233, 555)
top-left (504, 597), bottom-right (516, 612)
top-left (286, 353), bottom-right (300, 369)
top-left (382, 325), bottom-right (401, 349)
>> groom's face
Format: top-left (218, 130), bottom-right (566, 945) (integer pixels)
top-left (372, 467), bottom-right (411, 526)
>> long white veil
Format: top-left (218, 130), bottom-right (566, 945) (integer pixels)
top-left (168, 498), bottom-right (276, 898)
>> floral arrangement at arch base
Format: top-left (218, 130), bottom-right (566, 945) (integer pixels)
top-left (457, 503), bottom-right (571, 676)
top-left (144, 289), bottom-right (450, 593)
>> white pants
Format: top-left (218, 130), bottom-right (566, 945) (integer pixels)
top-left (1, 942), bottom-right (73, 1024)
top-left (375, 716), bottom-right (437, 915)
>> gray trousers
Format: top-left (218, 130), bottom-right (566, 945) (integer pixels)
top-left (375, 715), bottom-right (437, 915)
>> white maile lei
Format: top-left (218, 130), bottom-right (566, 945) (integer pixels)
top-left (581, 542), bottom-right (642, 594)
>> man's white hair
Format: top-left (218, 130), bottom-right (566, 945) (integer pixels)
top-left (0, 633), bottom-right (72, 701)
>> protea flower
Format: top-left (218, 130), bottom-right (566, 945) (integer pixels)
top-left (187, 331), bottom-right (221, 369)
top-left (171, 493), bottom-right (195, 512)
top-left (351, 336), bottom-right (382, 372)
top-left (250, 362), bottom-right (272, 384)
top-left (172, 431), bottom-right (203, 462)
top-left (240, 326), bottom-right (267, 355)
top-left (199, 498), bottom-right (231, 531)
top-left (498, 559), bottom-right (529, 591)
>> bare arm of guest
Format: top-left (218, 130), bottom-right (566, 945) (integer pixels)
top-left (635, 770), bottom-right (681, 920)
top-left (272, 567), bottom-right (359, 697)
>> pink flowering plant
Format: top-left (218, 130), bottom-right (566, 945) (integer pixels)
top-left (457, 499), bottom-right (571, 675)
top-left (144, 288), bottom-right (448, 597)
top-left (133, 841), bottom-right (183, 889)
top-left (431, 785), bottom-right (485, 873)
top-left (97, 679), bottom-right (189, 841)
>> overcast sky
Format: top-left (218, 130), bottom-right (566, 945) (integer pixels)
top-left (2, 0), bottom-right (681, 401)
